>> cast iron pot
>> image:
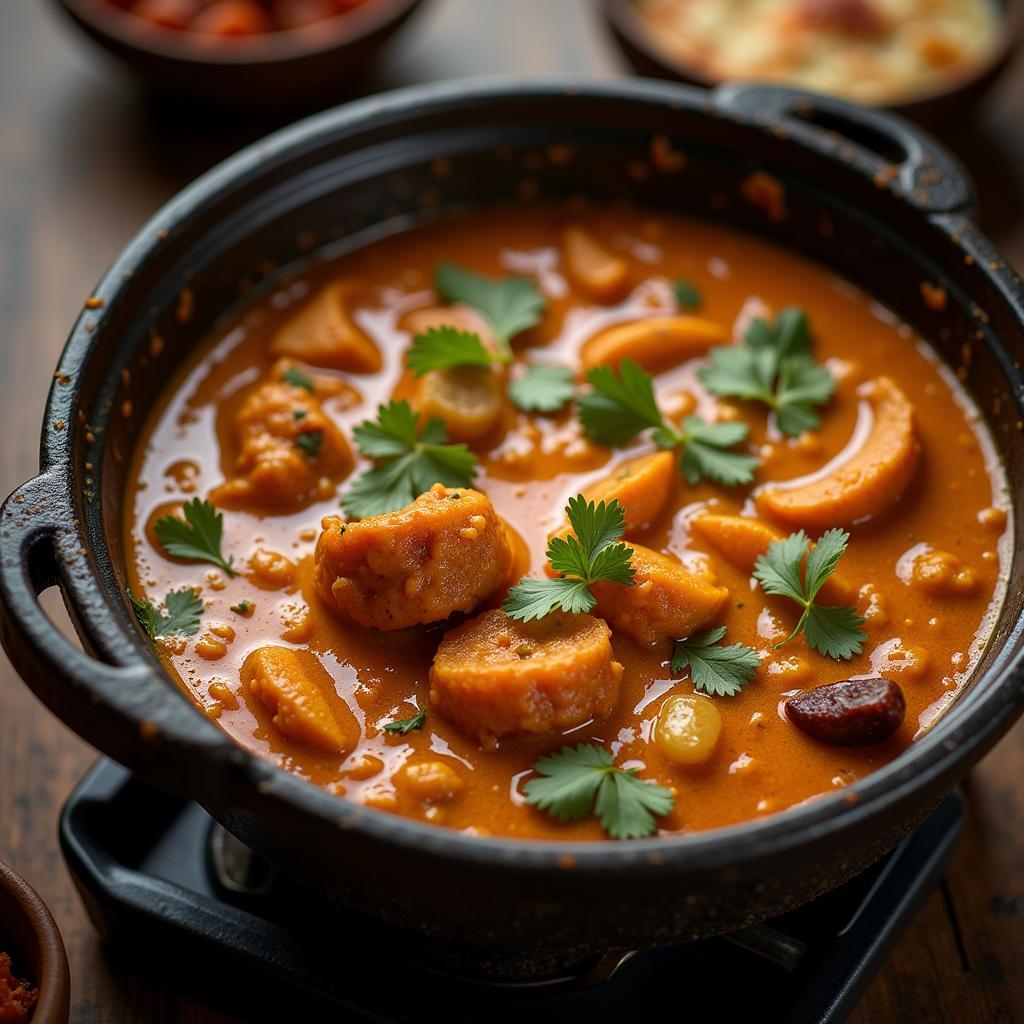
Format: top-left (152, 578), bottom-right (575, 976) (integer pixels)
top-left (2, 78), bottom-right (1023, 971)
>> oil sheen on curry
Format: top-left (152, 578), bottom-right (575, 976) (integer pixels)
top-left (125, 206), bottom-right (1010, 841)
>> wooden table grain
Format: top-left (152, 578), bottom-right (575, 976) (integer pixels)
top-left (0, 2), bottom-right (1022, 1021)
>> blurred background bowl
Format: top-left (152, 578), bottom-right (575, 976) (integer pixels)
top-left (0, 862), bottom-right (69, 1024)
top-left (599, 0), bottom-right (1024, 128)
top-left (53, 0), bottom-right (428, 109)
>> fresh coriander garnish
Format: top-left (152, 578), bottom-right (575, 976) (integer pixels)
top-left (129, 587), bottom-right (203, 640)
top-left (153, 498), bottom-right (236, 577)
top-left (524, 743), bottom-right (674, 839)
top-left (384, 707), bottom-right (427, 734)
top-left (407, 325), bottom-right (498, 375)
top-left (698, 307), bottom-right (835, 437)
top-left (407, 318), bottom-right (573, 414)
top-left (671, 627), bottom-right (761, 697)
top-left (230, 599), bottom-right (253, 616)
top-left (293, 409), bottom-right (308, 421)
top-left (341, 400), bottom-right (477, 519)
top-left (295, 430), bottom-right (323, 458)
top-left (503, 496), bottom-right (635, 622)
top-left (753, 528), bottom-right (866, 660)
top-left (578, 358), bottom-right (759, 486)
top-left (673, 279), bottom-right (702, 311)
top-left (280, 366), bottom-right (315, 393)
top-left (434, 262), bottom-right (546, 355)
top-left (507, 364), bottom-right (575, 413)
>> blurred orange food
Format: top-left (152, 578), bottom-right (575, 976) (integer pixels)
top-left (107, 0), bottom-right (371, 35)
top-left (0, 953), bottom-right (37, 1024)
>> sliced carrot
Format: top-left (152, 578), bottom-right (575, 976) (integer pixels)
top-left (757, 377), bottom-right (920, 531)
top-left (581, 315), bottom-right (727, 372)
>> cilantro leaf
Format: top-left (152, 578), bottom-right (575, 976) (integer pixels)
top-left (503, 496), bottom-right (635, 623)
top-left (673, 279), bottom-right (702, 310)
top-left (129, 587), bottom-right (203, 640)
top-left (384, 707), bottom-right (427, 734)
top-left (230, 599), bottom-right (253, 616)
top-left (578, 359), bottom-right (665, 445)
top-left (671, 626), bottom-right (761, 697)
top-left (578, 359), bottom-right (759, 486)
top-left (295, 430), bottom-right (323, 457)
top-left (803, 604), bottom-right (867, 661)
top-left (524, 743), bottom-right (674, 839)
top-left (507, 364), bottom-right (576, 413)
top-left (406, 325), bottom-right (496, 376)
top-left (153, 498), bottom-right (236, 576)
top-left (677, 417), bottom-right (760, 487)
top-left (434, 262), bottom-right (546, 353)
top-left (698, 307), bottom-right (834, 438)
top-left (280, 367), bottom-right (315, 393)
top-left (341, 400), bottom-right (477, 519)
top-left (753, 528), bottom-right (866, 660)
top-left (505, 576), bottom-right (598, 619)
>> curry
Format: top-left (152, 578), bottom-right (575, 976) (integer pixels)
top-left (632, 0), bottom-right (1002, 106)
top-left (124, 206), bottom-right (1010, 840)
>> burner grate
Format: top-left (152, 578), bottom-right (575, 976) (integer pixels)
top-left (60, 760), bottom-right (963, 1023)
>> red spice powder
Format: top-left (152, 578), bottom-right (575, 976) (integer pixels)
top-left (0, 953), bottom-right (38, 1024)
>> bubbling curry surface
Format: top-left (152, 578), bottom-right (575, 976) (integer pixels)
top-left (124, 206), bottom-right (1010, 840)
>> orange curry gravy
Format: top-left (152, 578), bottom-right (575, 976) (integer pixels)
top-left (124, 206), bottom-right (1010, 840)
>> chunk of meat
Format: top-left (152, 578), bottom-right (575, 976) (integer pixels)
top-left (270, 281), bottom-right (381, 373)
top-left (242, 646), bottom-right (358, 754)
top-left (757, 377), bottom-right (920, 531)
top-left (429, 609), bottom-right (623, 745)
top-left (212, 377), bottom-right (352, 510)
top-left (591, 543), bottom-right (728, 646)
top-left (691, 513), bottom-right (855, 604)
top-left (581, 452), bottom-right (676, 534)
top-left (563, 226), bottom-right (630, 303)
top-left (581, 316), bottom-right (727, 372)
top-left (315, 484), bottom-right (513, 630)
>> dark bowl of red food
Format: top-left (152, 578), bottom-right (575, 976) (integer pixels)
top-left (52, 0), bottom-right (428, 108)
top-left (0, 863), bottom-right (70, 1024)
top-left (600, 0), bottom-right (1024, 127)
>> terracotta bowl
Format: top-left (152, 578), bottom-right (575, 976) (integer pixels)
top-left (0, 863), bottom-right (70, 1024)
top-left (52, 0), bottom-right (429, 108)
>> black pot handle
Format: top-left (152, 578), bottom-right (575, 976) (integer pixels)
top-left (0, 470), bottom-right (229, 796)
top-left (712, 83), bottom-right (977, 219)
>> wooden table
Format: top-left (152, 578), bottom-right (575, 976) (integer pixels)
top-left (1, 2), bottom-right (1022, 1020)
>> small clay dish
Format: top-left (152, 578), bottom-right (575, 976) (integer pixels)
top-left (52, 0), bottom-right (428, 109)
top-left (0, 863), bottom-right (70, 1024)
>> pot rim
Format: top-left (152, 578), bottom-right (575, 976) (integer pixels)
top-left (23, 76), bottom-right (1024, 872)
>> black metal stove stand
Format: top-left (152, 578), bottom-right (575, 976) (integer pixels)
top-left (60, 760), bottom-right (964, 1024)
